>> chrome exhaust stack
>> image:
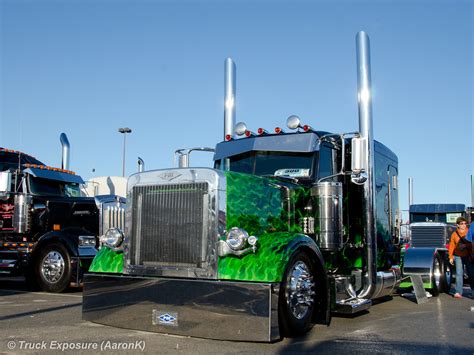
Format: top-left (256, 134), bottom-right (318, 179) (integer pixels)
top-left (335, 31), bottom-right (381, 312)
top-left (353, 31), bottom-right (377, 299)
top-left (224, 58), bottom-right (236, 140)
top-left (137, 157), bottom-right (145, 172)
top-left (60, 133), bottom-right (70, 171)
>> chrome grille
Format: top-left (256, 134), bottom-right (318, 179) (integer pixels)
top-left (410, 225), bottom-right (447, 248)
top-left (129, 183), bottom-right (209, 268)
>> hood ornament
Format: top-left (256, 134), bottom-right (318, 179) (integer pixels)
top-left (158, 171), bottom-right (181, 182)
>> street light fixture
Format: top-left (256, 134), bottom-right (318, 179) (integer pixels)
top-left (118, 127), bottom-right (132, 177)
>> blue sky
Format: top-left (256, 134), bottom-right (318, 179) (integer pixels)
top-left (0, 0), bottom-right (472, 219)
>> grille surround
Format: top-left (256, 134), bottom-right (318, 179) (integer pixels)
top-left (124, 168), bottom-right (225, 279)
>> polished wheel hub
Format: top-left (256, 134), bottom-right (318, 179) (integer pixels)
top-left (432, 257), bottom-right (441, 288)
top-left (41, 251), bottom-right (65, 283)
top-left (288, 261), bottom-right (315, 319)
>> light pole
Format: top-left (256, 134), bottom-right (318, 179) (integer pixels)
top-left (118, 127), bottom-right (132, 177)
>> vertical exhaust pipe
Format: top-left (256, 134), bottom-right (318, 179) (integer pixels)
top-left (137, 157), bottom-right (145, 172)
top-left (59, 133), bottom-right (70, 171)
top-left (224, 58), bottom-right (236, 139)
top-left (471, 175), bottom-right (473, 208)
top-left (355, 31), bottom-right (377, 299)
top-left (408, 177), bottom-right (413, 206)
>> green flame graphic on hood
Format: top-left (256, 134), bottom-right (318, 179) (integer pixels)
top-left (217, 171), bottom-right (312, 282)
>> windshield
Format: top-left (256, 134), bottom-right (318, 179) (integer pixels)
top-left (28, 176), bottom-right (82, 197)
top-left (215, 151), bottom-right (316, 177)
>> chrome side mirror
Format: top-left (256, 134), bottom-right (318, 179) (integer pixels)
top-left (351, 137), bottom-right (367, 184)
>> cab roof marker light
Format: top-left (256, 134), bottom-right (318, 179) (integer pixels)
top-left (303, 125), bottom-right (313, 132)
top-left (257, 128), bottom-right (268, 135)
top-left (275, 127), bottom-right (285, 134)
top-left (244, 130), bottom-right (255, 137)
top-left (225, 134), bottom-right (233, 141)
top-left (0, 148), bottom-right (37, 160)
top-left (23, 163), bottom-right (76, 175)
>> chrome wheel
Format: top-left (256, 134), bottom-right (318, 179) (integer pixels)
top-left (279, 252), bottom-right (318, 337)
top-left (287, 260), bottom-right (315, 320)
top-left (432, 256), bottom-right (442, 290)
top-left (41, 251), bottom-right (65, 283)
top-left (444, 262), bottom-right (452, 289)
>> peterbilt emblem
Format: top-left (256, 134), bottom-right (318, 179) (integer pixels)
top-left (158, 172), bottom-right (181, 181)
top-left (153, 310), bottom-right (178, 327)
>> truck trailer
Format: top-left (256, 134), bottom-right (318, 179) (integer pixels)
top-left (82, 32), bottom-right (449, 341)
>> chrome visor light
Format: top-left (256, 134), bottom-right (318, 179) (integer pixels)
top-left (234, 122), bottom-right (247, 136)
top-left (226, 227), bottom-right (248, 251)
top-left (100, 228), bottom-right (124, 249)
top-left (286, 115), bottom-right (301, 130)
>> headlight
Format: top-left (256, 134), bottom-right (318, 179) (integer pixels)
top-left (78, 235), bottom-right (96, 247)
top-left (100, 228), bottom-right (124, 249)
top-left (226, 227), bottom-right (248, 251)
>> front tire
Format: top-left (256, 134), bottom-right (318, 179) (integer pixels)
top-left (35, 243), bottom-right (71, 293)
top-left (279, 251), bottom-right (316, 337)
top-left (429, 253), bottom-right (447, 296)
top-left (442, 258), bottom-right (453, 293)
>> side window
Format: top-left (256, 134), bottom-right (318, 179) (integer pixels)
top-left (318, 144), bottom-right (335, 179)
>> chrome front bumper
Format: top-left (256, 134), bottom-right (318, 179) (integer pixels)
top-left (82, 274), bottom-right (280, 342)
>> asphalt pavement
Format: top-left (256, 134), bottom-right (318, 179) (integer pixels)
top-left (0, 277), bottom-right (473, 354)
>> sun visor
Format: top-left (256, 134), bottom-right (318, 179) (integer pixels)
top-left (23, 168), bottom-right (85, 184)
top-left (214, 132), bottom-right (322, 161)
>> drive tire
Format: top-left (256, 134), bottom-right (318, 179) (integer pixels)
top-left (279, 251), bottom-right (316, 337)
top-left (35, 243), bottom-right (71, 293)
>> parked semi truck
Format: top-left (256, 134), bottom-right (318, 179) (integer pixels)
top-left (82, 32), bottom-right (449, 341)
top-left (408, 203), bottom-right (466, 248)
top-left (0, 134), bottom-right (124, 292)
top-left (399, 203), bottom-right (467, 290)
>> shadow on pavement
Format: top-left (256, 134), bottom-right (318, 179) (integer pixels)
top-left (279, 336), bottom-right (473, 354)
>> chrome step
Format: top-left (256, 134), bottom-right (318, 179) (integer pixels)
top-left (333, 298), bottom-right (372, 314)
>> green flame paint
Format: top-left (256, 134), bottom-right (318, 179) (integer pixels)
top-left (88, 247), bottom-right (123, 273)
top-left (217, 171), bottom-right (308, 282)
top-left (218, 232), bottom-right (304, 282)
